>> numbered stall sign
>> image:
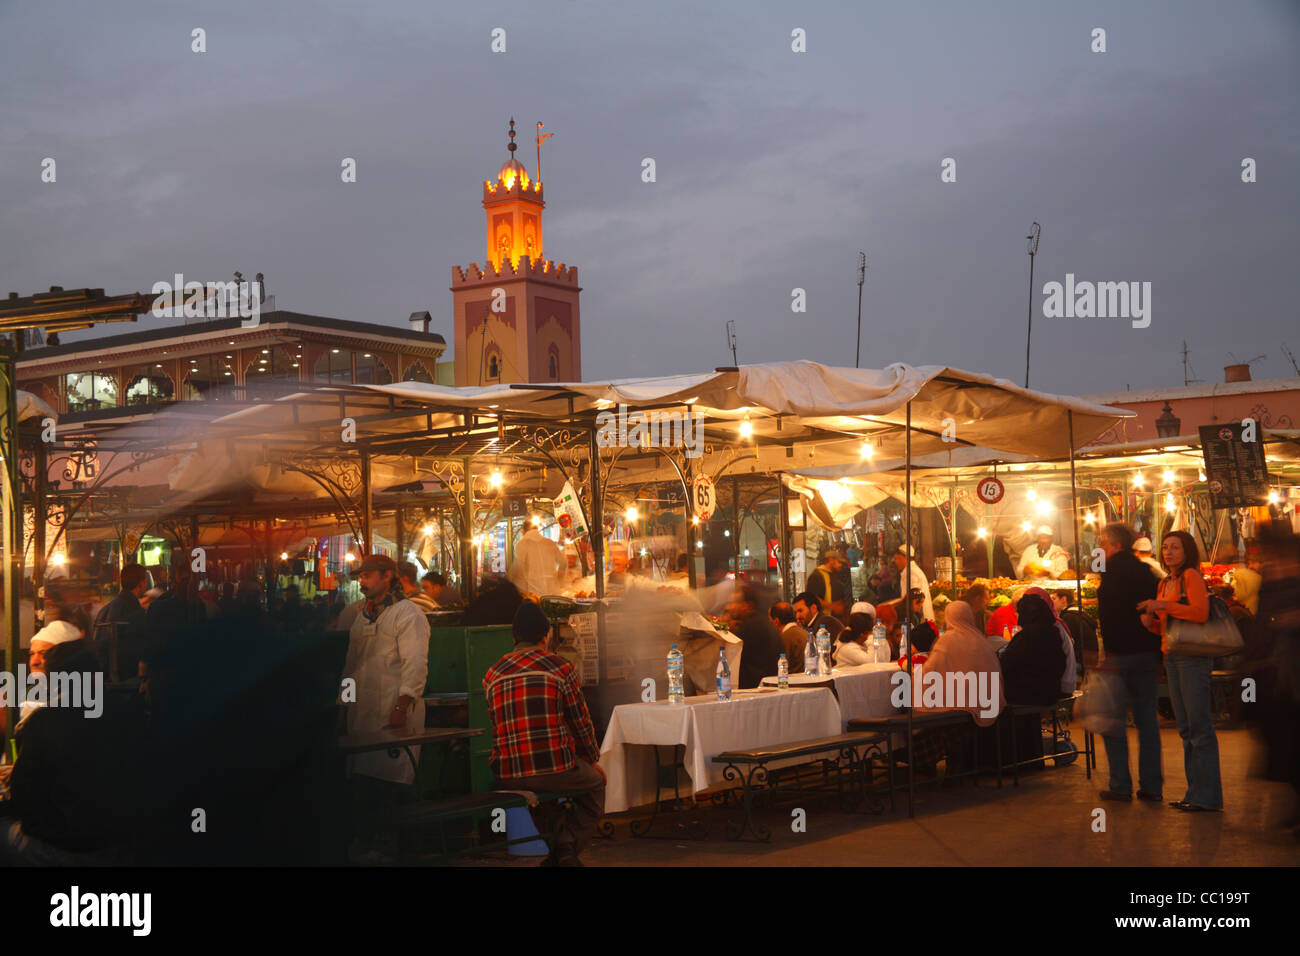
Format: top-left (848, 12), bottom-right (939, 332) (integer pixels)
top-left (692, 475), bottom-right (717, 521)
top-left (976, 476), bottom-right (1005, 505)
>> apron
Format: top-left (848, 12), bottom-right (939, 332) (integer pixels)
top-left (343, 602), bottom-right (428, 784)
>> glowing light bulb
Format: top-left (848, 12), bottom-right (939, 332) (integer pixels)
top-left (1133, 472), bottom-right (1145, 488)
top-left (1268, 490), bottom-right (1280, 505)
top-left (976, 527), bottom-right (987, 539)
top-left (625, 505), bottom-right (639, 523)
top-left (1035, 501), bottom-right (1053, 516)
top-left (52, 553), bottom-right (66, 566)
top-left (1165, 494), bottom-right (1176, 513)
top-left (691, 515), bottom-right (699, 525)
top-left (280, 552), bottom-right (288, 560)
top-left (724, 529), bottom-right (731, 537)
top-left (530, 515), bottom-right (541, 526)
top-left (1021, 521), bottom-right (1032, 532)
top-left (344, 553), bottom-right (356, 562)
top-left (489, 471), bottom-right (503, 488)
top-left (1084, 512), bottom-right (1096, 526)
top-left (640, 548), bottom-right (647, 557)
top-left (1198, 470), bottom-right (1207, 482)
top-left (1026, 489), bottom-right (1037, 502)
top-left (744, 549), bottom-right (750, 556)
top-left (739, 416), bottom-right (753, 438)
top-left (1162, 469), bottom-right (1175, 484)
top-left (696, 540), bottom-right (703, 549)
top-left (423, 524), bottom-right (434, 536)
top-left (859, 440), bottom-right (874, 459)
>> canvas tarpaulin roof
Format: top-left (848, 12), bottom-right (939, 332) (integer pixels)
top-left (170, 362), bottom-right (1132, 499)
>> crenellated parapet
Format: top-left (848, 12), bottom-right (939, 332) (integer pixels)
top-left (452, 256), bottom-right (578, 287)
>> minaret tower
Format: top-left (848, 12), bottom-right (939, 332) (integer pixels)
top-left (451, 119), bottom-right (582, 386)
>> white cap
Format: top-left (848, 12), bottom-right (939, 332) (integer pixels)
top-left (1133, 537), bottom-right (1154, 553)
top-left (1036, 525), bottom-right (1054, 537)
top-left (897, 544), bottom-right (914, 557)
top-left (29, 620), bottom-right (83, 647)
top-left (850, 601), bottom-right (876, 617)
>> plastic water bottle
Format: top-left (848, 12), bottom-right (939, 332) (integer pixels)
top-left (804, 631), bottom-right (819, 676)
top-left (715, 646), bottom-right (732, 702)
top-left (777, 653), bottom-right (789, 689)
top-left (667, 643), bottom-right (684, 703)
top-left (872, 622), bottom-right (888, 663)
top-left (899, 622), bottom-right (910, 659)
top-left (816, 626), bottom-right (832, 675)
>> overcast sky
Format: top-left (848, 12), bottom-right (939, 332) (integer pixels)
top-left (2, 0), bottom-right (1297, 394)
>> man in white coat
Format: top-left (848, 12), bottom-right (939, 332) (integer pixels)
top-left (509, 525), bottom-right (566, 596)
top-left (340, 554), bottom-right (430, 786)
top-left (1016, 526), bottom-right (1071, 580)
top-left (893, 545), bottom-right (934, 621)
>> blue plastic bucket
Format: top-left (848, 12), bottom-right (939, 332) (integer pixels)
top-left (506, 806), bottom-right (549, 856)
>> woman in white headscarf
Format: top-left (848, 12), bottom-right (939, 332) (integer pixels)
top-left (919, 600), bottom-right (1006, 727)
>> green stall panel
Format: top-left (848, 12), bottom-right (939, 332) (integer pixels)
top-left (426, 623), bottom-right (469, 694)
top-left (466, 625), bottom-right (514, 689)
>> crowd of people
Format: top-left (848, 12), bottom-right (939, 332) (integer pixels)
top-left (711, 528), bottom-right (1299, 825)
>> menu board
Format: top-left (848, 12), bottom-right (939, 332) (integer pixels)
top-left (1199, 422), bottom-right (1269, 508)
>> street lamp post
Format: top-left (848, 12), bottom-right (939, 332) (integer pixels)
top-left (1024, 222), bottom-right (1041, 389)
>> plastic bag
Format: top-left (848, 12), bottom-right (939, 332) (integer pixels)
top-left (1076, 667), bottom-right (1126, 736)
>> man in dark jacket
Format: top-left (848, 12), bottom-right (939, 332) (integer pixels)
top-left (1095, 523), bottom-right (1161, 803)
top-left (727, 584), bottom-right (783, 689)
top-left (92, 563), bottom-right (151, 683)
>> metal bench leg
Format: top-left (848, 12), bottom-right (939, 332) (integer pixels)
top-left (722, 763), bottom-right (772, 842)
top-left (1011, 714), bottom-right (1020, 786)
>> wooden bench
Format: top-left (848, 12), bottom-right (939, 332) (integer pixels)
top-left (392, 789), bottom-right (582, 862)
top-left (847, 711), bottom-right (987, 816)
top-left (711, 732), bottom-right (889, 841)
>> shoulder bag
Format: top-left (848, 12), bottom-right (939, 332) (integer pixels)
top-left (1164, 571), bottom-right (1244, 658)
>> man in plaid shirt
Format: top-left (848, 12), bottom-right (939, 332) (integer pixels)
top-left (484, 601), bottom-right (605, 865)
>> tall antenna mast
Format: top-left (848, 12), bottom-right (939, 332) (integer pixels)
top-left (855, 252), bottom-right (866, 368)
top-left (1181, 340), bottom-right (1202, 386)
top-left (725, 320), bottom-right (738, 366)
top-left (1281, 342), bottom-right (1300, 376)
top-left (1023, 222), bottom-right (1040, 388)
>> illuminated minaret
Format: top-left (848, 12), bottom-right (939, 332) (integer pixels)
top-left (451, 119), bottom-right (581, 386)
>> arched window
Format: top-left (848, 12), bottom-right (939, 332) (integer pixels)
top-left (488, 354), bottom-right (499, 379)
top-left (63, 372), bottom-right (117, 412)
top-left (355, 352), bottom-right (393, 385)
top-left (314, 348), bottom-right (352, 384)
top-left (547, 346), bottom-right (559, 381)
top-left (125, 367), bottom-right (175, 406)
top-left (245, 345), bottom-right (301, 382)
top-left (402, 361), bottom-right (434, 384)
top-left (183, 354), bottom-right (234, 400)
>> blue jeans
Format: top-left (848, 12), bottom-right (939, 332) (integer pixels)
top-left (1099, 651), bottom-right (1163, 797)
top-left (1165, 653), bottom-right (1223, 808)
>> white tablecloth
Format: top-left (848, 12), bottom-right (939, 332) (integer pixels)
top-left (598, 687), bottom-right (842, 814)
top-left (761, 663), bottom-right (901, 730)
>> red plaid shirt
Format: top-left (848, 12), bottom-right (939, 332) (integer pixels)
top-left (483, 647), bottom-right (600, 779)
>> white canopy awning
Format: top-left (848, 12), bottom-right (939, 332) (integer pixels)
top-left (167, 361), bottom-right (1132, 499)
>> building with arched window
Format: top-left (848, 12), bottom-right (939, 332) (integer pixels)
top-left (17, 310), bottom-right (447, 420)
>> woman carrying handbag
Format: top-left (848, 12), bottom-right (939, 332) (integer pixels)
top-left (1138, 530), bottom-right (1227, 812)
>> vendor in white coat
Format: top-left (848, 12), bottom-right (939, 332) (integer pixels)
top-left (340, 554), bottom-right (431, 786)
top-left (893, 545), bottom-right (934, 621)
top-left (1016, 526), bottom-right (1071, 580)
top-left (509, 525), bottom-right (566, 597)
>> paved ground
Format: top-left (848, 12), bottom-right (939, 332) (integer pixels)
top-left (459, 725), bottom-right (1298, 867)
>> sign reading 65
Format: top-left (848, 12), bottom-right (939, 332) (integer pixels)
top-left (692, 476), bottom-right (717, 521)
